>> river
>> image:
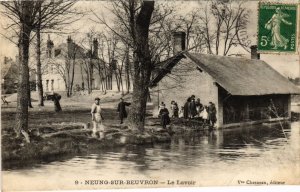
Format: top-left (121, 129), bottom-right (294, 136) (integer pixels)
top-left (2, 122), bottom-right (300, 190)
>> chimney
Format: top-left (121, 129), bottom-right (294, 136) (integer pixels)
top-left (4, 56), bottom-right (8, 64)
top-left (172, 31), bottom-right (186, 55)
top-left (250, 45), bottom-right (260, 60)
top-left (47, 34), bottom-right (54, 58)
top-left (93, 38), bottom-right (98, 58)
top-left (67, 36), bottom-right (73, 58)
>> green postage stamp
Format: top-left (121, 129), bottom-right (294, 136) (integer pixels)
top-left (258, 3), bottom-right (298, 53)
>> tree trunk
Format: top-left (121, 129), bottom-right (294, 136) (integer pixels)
top-left (69, 58), bottom-right (75, 96)
top-left (127, 1), bottom-right (154, 132)
top-left (125, 49), bottom-right (131, 93)
top-left (36, 12), bottom-right (44, 106)
top-left (104, 67), bottom-right (108, 90)
top-left (90, 63), bottom-right (93, 93)
top-left (88, 60), bottom-right (93, 94)
top-left (15, 3), bottom-right (32, 142)
top-left (119, 69), bottom-right (124, 95)
top-left (28, 84), bottom-right (33, 108)
top-left (97, 67), bottom-right (103, 91)
top-left (66, 60), bottom-right (71, 97)
top-left (115, 70), bottom-right (120, 92)
top-left (80, 62), bottom-right (85, 90)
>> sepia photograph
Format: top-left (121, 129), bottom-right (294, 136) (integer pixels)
top-left (0, 0), bottom-right (299, 191)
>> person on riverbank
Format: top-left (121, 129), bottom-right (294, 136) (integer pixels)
top-left (201, 105), bottom-right (209, 126)
top-left (170, 101), bottom-right (179, 118)
top-left (183, 98), bottom-right (190, 119)
top-left (117, 98), bottom-right (131, 124)
top-left (179, 106), bottom-right (184, 118)
top-left (52, 93), bottom-right (62, 112)
top-left (91, 97), bottom-right (104, 136)
top-left (190, 98), bottom-right (197, 118)
top-left (157, 102), bottom-right (165, 117)
top-left (158, 103), bottom-right (170, 129)
top-left (173, 102), bottom-right (179, 118)
top-left (195, 98), bottom-right (204, 117)
top-left (208, 102), bottom-right (217, 128)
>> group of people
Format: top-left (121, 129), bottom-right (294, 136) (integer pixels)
top-left (90, 94), bottom-right (217, 135)
top-left (183, 95), bottom-right (217, 127)
top-left (158, 95), bottom-right (217, 129)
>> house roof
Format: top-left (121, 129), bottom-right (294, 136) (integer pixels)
top-left (150, 52), bottom-right (300, 96)
top-left (1, 62), bottom-right (11, 78)
top-left (54, 42), bottom-right (86, 59)
top-left (1, 59), bottom-right (17, 80)
top-left (150, 53), bottom-right (186, 87)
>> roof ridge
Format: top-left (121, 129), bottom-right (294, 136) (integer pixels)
top-left (184, 52), bottom-right (300, 95)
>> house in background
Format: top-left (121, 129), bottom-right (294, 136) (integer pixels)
top-left (1, 57), bottom-right (18, 94)
top-left (42, 35), bottom-right (119, 93)
top-left (150, 32), bottom-right (300, 128)
top-left (1, 56), bottom-right (37, 95)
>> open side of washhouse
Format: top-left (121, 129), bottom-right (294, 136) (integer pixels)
top-left (149, 33), bottom-right (300, 128)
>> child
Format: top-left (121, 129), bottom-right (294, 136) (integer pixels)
top-left (179, 106), bottom-right (184, 118)
top-left (201, 105), bottom-right (209, 125)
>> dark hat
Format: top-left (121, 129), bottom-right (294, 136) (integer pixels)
top-left (95, 97), bottom-right (100, 101)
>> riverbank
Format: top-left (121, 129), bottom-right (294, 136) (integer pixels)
top-left (2, 91), bottom-right (300, 169)
top-left (1, 107), bottom-right (179, 164)
top-left (3, 106), bottom-right (297, 169)
top-left (2, 103), bottom-right (209, 168)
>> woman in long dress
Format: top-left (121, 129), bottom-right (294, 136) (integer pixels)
top-left (265, 7), bottom-right (292, 50)
top-left (183, 98), bottom-right (190, 119)
top-left (158, 104), bottom-right (170, 129)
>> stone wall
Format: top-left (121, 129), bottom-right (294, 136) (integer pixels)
top-left (150, 58), bottom-right (220, 126)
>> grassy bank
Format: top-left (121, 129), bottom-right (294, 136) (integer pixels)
top-left (2, 91), bottom-right (299, 169)
top-left (1, 105), bottom-right (174, 169)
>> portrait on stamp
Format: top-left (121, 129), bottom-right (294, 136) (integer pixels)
top-left (258, 3), bottom-right (298, 53)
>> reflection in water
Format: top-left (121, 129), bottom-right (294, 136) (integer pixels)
top-left (2, 122), bottom-right (300, 189)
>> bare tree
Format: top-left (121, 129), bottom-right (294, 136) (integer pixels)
top-left (92, 0), bottom-right (156, 131)
top-left (124, 46), bottom-right (131, 93)
top-left (96, 35), bottom-right (110, 91)
top-left (197, 1), bottom-right (250, 55)
top-left (93, 32), bottom-right (122, 92)
top-left (82, 31), bottom-right (97, 94)
top-left (34, 1), bottom-right (80, 106)
top-left (0, 0), bottom-right (80, 142)
top-left (0, 1), bottom-right (42, 142)
top-left (65, 37), bottom-right (86, 97)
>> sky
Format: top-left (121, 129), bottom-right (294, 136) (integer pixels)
top-left (0, 0), bottom-right (299, 78)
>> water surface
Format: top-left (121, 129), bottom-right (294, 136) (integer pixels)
top-left (2, 122), bottom-right (300, 190)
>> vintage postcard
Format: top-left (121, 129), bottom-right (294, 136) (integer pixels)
top-left (1, 0), bottom-right (300, 191)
